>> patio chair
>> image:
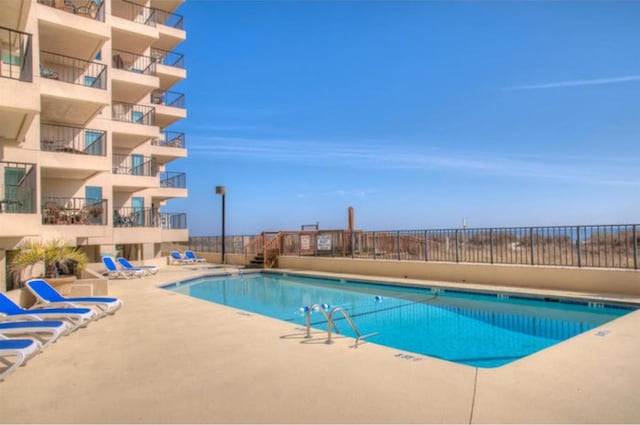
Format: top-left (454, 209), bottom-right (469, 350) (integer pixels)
top-left (26, 279), bottom-right (123, 318)
top-left (39, 64), bottom-right (58, 79)
top-left (0, 320), bottom-right (68, 348)
top-left (101, 256), bottom-right (144, 279)
top-left (170, 250), bottom-right (194, 264)
top-left (184, 250), bottom-right (206, 264)
top-left (117, 257), bottom-right (158, 276)
top-left (0, 337), bottom-right (43, 382)
top-left (0, 293), bottom-right (95, 332)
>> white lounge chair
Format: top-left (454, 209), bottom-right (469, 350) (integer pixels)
top-left (101, 255), bottom-right (144, 279)
top-left (0, 320), bottom-right (68, 347)
top-left (0, 293), bottom-right (96, 332)
top-left (26, 279), bottom-right (123, 318)
top-left (170, 250), bottom-right (194, 264)
top-left (184, 250), bottom-right (206, 263)
top-left (0, 337), bottom-right (43, 381)
top-left (117, 257), bottom-right (158, 276)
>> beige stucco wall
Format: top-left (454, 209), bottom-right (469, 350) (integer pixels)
top-left (277, 256), bottom-right (640, 296)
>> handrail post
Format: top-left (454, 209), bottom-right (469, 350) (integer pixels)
top-left (576, 226), bottom-right (582, 267)
top-left (373, 231), bottom-right (377, 260)
top-left (396, 231), bottom-right (401, 261)
top-left (424, 230), bottom-right (428, 262)
top-left (633, 224), bottom-right (638, 270)
top-left (455, 229), bottom-right (460, 263)
top-left (530, 227), bottom-right (535, 266)
top-left (490, 228), bottom-right (494, 264)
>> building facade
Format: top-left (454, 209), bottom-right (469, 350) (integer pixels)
top-left (0, 0), bottom-right (188, 290)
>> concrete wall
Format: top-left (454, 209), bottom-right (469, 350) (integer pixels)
top-left (278, 256), bottom-right (640, 296)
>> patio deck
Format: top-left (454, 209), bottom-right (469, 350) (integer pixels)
top-left (1, 265), bottom-right (639, 423)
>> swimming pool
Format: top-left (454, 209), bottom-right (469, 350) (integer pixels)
top-left (164, 272), bottom-right (636, 368)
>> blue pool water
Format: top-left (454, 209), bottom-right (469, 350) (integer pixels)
top-left (164, 272), bottom-right (636, 368)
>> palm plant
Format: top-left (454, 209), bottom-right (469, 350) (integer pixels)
top-left (11, 240), bottom-right (88, 279)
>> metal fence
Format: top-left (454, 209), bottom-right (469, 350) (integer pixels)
top-left (189, 235), bottom-right (258, 255)
top-left (112, 101), bottom-right (155, 125)
top-left (40, 51), bottom-right (106, 89)
top-left (41, 124), bottom-right (106, 156)
top-left (112, 49), bottom-right (156, 76)
top-left (0, 26), bottom-right (32, 82)
top-left (190, 224), bottom-right (640, 270)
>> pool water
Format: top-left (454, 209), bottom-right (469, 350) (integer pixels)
top-left (164, 272), bottom-right (635, 368)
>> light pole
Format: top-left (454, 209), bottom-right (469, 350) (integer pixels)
top-left (215, 186), bottom-right (226, 264)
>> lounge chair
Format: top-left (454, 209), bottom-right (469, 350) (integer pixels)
top-left (184, 250), bottom-right (206, 264)
top-left (0, 320), bottom-right (68, 348)
top-left (0, 293), bottom-right (95, 332)
top-left (116, 257), bottom-right (158, 276)
top-left (26, 279), bottom-right (123, 318)
top-left (170, 250), bottom-right (194, 264)
top-left (101, 255), bottom-right (144, 279)
top-left (0, 337), bottom-right (43, 381)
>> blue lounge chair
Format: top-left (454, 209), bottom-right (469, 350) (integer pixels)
top-left (26, 279), bottom-right (123, 318)
top-left (101, 255), bottom-right (144, 279)
top-left (184, 250), bottom-right (206, 264)
top-left (170, 250), bottom-right (193, 264)
top-left (0, 337), bottom-right (43, 381)
top-left (0, 320), bottom-right (68, 347)
top-left (117, 257), bottom-right (158, 276)
top-left (0, 293), bottom-right (95, 332)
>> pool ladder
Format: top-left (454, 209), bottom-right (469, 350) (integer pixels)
top-left (303, 304), bottom-right (378, 348)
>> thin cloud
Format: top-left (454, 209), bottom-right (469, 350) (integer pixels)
top-left (504, 75), bottom-right (640, 91)
top-left (189, 136), bottom-right (640, 187)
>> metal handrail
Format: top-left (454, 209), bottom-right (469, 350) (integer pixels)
top-left (112, 101), bottom-right (156, 125)
top-left (303, 304), bottom-right (339, 339)
top-left (326, 307), bottom-right (378, 347)
top-left (160, 171), bottom-right (186, 188)
top-left (0, 26), bottom-right (33, 82)
top-left (112, 49), bottom-right (156, 76)
top-left (151, 89), bottom-right (185, 109)
top-left (41, 124), bottom-right (106, 156)
top-left (111, 0), bottom-right (155, 26)
top-left (155, 131), bottom-right (185, 148)
top-left (150, 48), bottom-right (184, 69)
top-left (40, 50), bottom-right (106, 88)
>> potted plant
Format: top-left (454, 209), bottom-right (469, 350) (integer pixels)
top-left (10, 240), bottom-right (89, 294)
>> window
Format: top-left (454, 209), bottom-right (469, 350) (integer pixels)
top-left (84, 131), bottom-right (103, 155)
top-left (85, 186), bottom-right (102, 203)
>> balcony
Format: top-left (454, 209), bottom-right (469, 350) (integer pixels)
top-left (151, 131), bottom-right (186, 163)
top-left (111, 0), bottom-right (157, 53)
top-left (161, 212), bottom-right (188, 242)
top-left (113, 206), bottom-right (157, 228)
top-left (37, 1), bottom-right (109, 60)
top-left (112, 208), bottom-right (187, 243)
top-left (151, 47), bottom-right (185, 90)
top-left (41, 123), bottom-right (106, 156)
top-left (151, 89), bottom-right (186, 128)
top-left (153, 7), bottom-right (185, 52)
top-left (112, 101), bottom-right (155, 125)
top-left (113, 153), bottom-right (157, 176)
top-left (0, 162), bottom-right (36, 214)
top-left (0, 27), bottom-right (37, 143)
top-left (37, 0), bottom-right (105, 22)
top-left (112, 49), bottom-right (158, 103)
top-left (154, 171), bottom-right (187, 201)
top-left (0, 161), bottom-right (40, 236)
top-left (40, 51), bottom-right (109, 126)
top-left (42, 197), bottom-right (108, 226)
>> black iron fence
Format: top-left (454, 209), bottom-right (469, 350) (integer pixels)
top-left (153, 8), bottom-right (184, 29)
top-left (162, 212), bottom-right (187, 229)
top-left (111, 0), bottom-right (154, 26)
top-left (112, 154), bottom-right (157, 176)
top-left (151, 47), bottom-right (184, 69)
top-left (160, 171), bottom-right (186, 188)
top-left (40, 51), bottom-right (106, 89)
top-left (189, 235), bottom-right (257, 255)
top-left (151, 89), bottom-right (185, 108)
top-left (112, 49), bottom-right (156, 76)
top-left (0, 26), bottom-right (32, 82)
top-left (37, 0), bottom-right (105, 21)
top-left (42, 197), bottom-right (107, 225)
top-left (112, 101), bottom-right (155, 125)
top-left (154, 131), bottom-right (185, 148)
top-left (0, 161), bottom-right (36, 214)
top-left (190, 224), bottom-right (640, 269)
top-left (41, 124), bottom-right (106, 156)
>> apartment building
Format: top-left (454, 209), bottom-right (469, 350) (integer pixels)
top-left (0, 0), bottom-right (188, 290)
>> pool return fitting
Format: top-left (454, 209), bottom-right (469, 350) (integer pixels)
top-left (303, 304), bottom-right (379, 348)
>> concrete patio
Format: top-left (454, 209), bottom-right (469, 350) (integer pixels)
top-left (1, 265), bottom-right (639, 423)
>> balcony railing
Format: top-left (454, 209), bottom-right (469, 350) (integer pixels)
top-left (112, 153), bottom-right (157, 176)
top-left (151, 89), bottom-right (185, 108)
top-left (42, 197), bottom-right (107, 225)
top-left (112, 49), bottom-right (156, 76)
top-left (161, 212), bottom-right (187, 229)
top-left (150, 48), bottom-right (184, 69)
top-left (111, 0), bottom-right (155, 26)
top-left (0, 26), bottom-right (33, 82)
top-left (153, 131), bottom-right (185, 148)
top-left (160, 172), bottom-right (186, 188)
top-left (112, 101), bottom-right (155, 125)
top-left (40, 51), bottom-right (107, 89)
top-left (153, 8), bottom-right (184, 30)
top-left (41, 124), bottom-right (106, 156)
top-left (0, 161), bottom-right (36, 214)
top-left (37, 0), bottom-right (105, 22)
top-left (113, 206), bottom-right (157, 227)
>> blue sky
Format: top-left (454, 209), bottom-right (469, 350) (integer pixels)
top-left (166, 0), bottom-right (640, 236)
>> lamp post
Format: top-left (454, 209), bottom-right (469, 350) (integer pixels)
top-left (215, 186), bottom-right (226, 264)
